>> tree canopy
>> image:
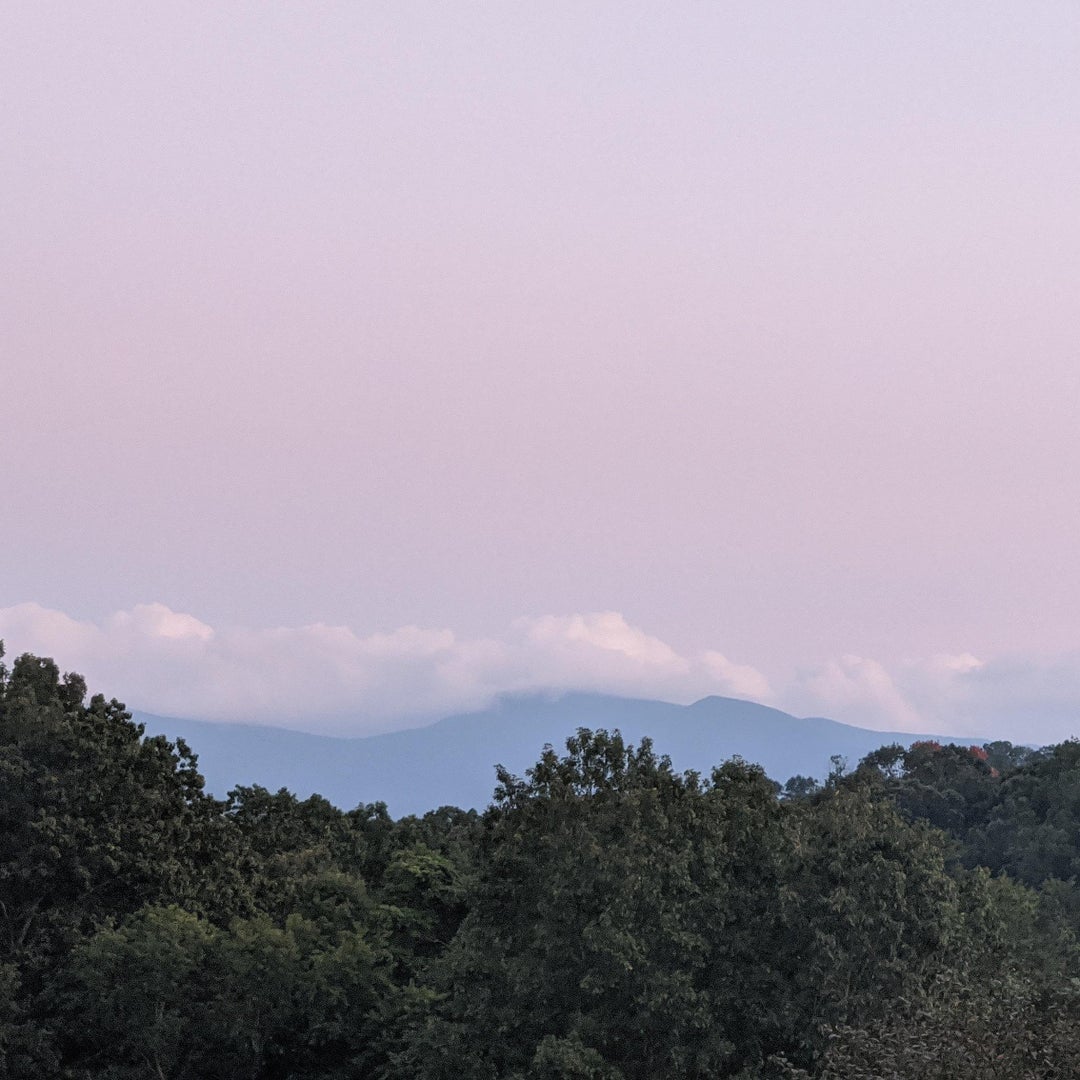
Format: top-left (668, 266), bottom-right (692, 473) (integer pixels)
top-left (4, 643), bottom-right (1080, 1077)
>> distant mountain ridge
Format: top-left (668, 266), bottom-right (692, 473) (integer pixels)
top-left (136, 692), bottom-right (982, 817)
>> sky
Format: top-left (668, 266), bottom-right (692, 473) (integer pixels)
top-left (4, 3), bottom-right (1080, 742)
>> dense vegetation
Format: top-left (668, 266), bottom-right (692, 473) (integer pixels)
top-left (4, 644), bottom-right (1080, 1078)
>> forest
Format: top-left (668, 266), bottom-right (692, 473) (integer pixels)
top-left (4, 644), bottom-right (1080, 1079)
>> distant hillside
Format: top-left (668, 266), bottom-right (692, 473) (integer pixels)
top-left (136, 692), bottom-right (981, 817)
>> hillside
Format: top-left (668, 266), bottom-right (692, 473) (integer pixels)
top-left (137, 692), bottom-right (980, 815)
top-left (7, 651), bottom-right (1076, 1079)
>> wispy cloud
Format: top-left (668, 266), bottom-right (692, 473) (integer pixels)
top-left (0, 603), bottom-right (772, 733)
top-left (787, 651), bottom-right (1080, 744)
top-left (791, 654), bottom-right (926, 732)
top-left (3, 601), bottom-right (1078, 744)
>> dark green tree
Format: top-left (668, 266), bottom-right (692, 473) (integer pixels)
top-left (0, 651), bottom-right (250, 967)
top-left (64, 902), bottom-right (391, 1079)
top-left (969, 740), bottom-right (1080, 885)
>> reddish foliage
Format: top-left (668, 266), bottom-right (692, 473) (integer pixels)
top-left (966, 745), bottom-right (998, 774)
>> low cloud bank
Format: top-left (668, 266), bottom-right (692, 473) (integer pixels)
top-left (1, 602), bottom-right (1077, 744)
top-left (784, 651), bottom-right (1080, 744)
top-left (0, 603), bottom-right (771, 733)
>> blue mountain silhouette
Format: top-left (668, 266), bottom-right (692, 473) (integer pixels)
top-left (137, 692), bottom-right (980, 817)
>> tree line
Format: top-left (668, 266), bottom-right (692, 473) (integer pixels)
top-left (3, 644), bottom-right (1080, 1078)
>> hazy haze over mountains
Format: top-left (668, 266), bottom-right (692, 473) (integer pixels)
top-left (5, 601), bottom-right (1077, 746)
top-left (138, 692), bottom-right (982, 816)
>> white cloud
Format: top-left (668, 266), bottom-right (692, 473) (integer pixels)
top-left (505, 612), bottom-right (776, 706)
top-left (915, 654), bottom-right (1080, 744)
top-left (522, 612), bottom-right (689, 670)
top-left (928, 652), bottom-right (984, 675)
top-left (701, 650), bottom-right (775, 701)
top-left (109, 603), bottom-right (215, 642)
top-left (6, 601), bottom-right (1080, 745)
top-left (0, 602), bottom-right (101, 655)
top-left (0, 603), bottom-right (771, 733)
top-left (785, 650), bottom-right (1080, 744)
top-left (791, 654), bottom-right (927, 732)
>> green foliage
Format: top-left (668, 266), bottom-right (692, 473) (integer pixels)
top-left (781, 775), bottom-right (820, 800)
top-left (0, 962), bottom-right (17, 1071)
top-left (527, 1034), bottom-right (625, 1079)
top-left (850, 736), bottom-right (1080, 888)
top-left (63, 904), bottom-right (390, 1079)
top-left (852, 740), bottom-right (998, 836)
top-left (784, 784), bottom-right (961, 1029)
top-left (971, 740), bottom-right (1080, 885)
top-left (779, 968), bottom-right (1080, 1079)
top-left (6, 645), bottom-right (1080, 1079)
top-left (0, 654), bottom-right (249, 970)
top-left (408, 732), bottom-right (972, 1078)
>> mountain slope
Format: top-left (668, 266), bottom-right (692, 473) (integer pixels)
top-left (136, 692), bottom-right (980, 817)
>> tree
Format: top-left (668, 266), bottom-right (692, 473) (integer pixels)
top-left (969, 740), bottom-right (1080, 885)
top-left (778, 967), bottom-right (1080, 1079)
top-left (781, 775), bottom-right (821, 800)
top-left (852, 740), bottom-right (999, 838)
top-left (410, 732), bottom-right (806, 1078)
top-left (0, 652), bottom-right (249, 973)
top-left (783, 783), bottom-right (962, 1037)
top-left (64, 903), bottom-right (391, 1080)
top-left (0, 649), bottom-right (253, 1075)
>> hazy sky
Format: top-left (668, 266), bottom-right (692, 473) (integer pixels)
top-left (4, 4), bottom-right (1080, 740)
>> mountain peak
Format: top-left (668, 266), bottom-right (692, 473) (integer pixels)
top-left (138, 693), bottom-right (980, 815)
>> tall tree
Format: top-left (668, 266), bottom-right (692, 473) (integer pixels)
top-left (0, 651), bottom-right (248, 974)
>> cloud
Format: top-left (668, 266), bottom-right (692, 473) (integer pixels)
top-left (109, 603), bottom-right (215, 642)
top-left (0, 603), bottom-right (772, 733)
top-left (917, 654), bottom-right (1080, 744)
top-left (928, 652), bottom-right (984, 675)
top-left (789, 654), bottom-right (929, 732)
top-left (786, 650), bottom-right (1080, 744)
top-left (6, 601), bottom-right (1080, 745)
top-left (522, 612), bottom-right (690, 671)
top-left (701, 651), bottom-right (775, 701)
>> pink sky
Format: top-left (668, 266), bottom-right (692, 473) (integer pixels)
top-left (4, 4), bottom-right (1080, 739)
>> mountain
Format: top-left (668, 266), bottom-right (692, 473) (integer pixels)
top-left (136, 692), bottom-right (981, 817)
